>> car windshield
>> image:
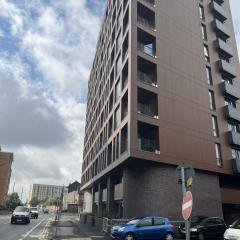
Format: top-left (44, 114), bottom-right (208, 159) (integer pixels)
top-left (191, 216), bottom-right (207, 226)
top-left (231, 219), bottom-right (240, 229)
top-left (15, 206), bottom-right (29, 212)
top-left (31, 208), bottom-right (38, 211)
top-left (126, 219), bottom-right (140, 225)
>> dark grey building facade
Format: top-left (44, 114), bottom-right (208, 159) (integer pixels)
top-left (81, 0), bottom-right (240, 222)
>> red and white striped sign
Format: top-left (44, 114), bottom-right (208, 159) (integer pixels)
top-left (182, 191), bottom-right (193, 220)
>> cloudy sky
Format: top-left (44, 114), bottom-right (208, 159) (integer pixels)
top-left (0, 0), bottom-right (239, 202)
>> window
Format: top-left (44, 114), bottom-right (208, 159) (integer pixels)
top-left (199, 4), bottom-right (205, 20)
top-left (212, 115), bottom-right (219, 137)
top-left (116, 54), bottom-right (122, 75)
top-left (115, 79), bottom-right (121, 102)
top-left (154, 217), bottom-right (165, 226)
top-left (201, 24), bottom-right (207, 40)
top-left (139, 217), bottom-right (152, 227)
top-left (206, 66), bottom-right (213, 85)
top-left (208, 90), bottom-right (216, 110)
top-left (215, 143), bottom-right (222, 166)
top-left (114, 105), bottom-right (121, 129)
top-left (204, 45), bottom-right (210, 62)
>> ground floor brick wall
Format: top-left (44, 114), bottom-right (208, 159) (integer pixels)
top-left (123, 160), bottom-right (223, 220)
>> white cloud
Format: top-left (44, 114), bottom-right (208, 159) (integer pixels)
top-left (0, 0), bottom-right (105, 201)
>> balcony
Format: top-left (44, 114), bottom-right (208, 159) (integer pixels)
top-left (138, 121), bottom-right (159, 153)
top-left (232, 158), bottom-right (240, 174)
top-left (137, 2), bottom-right (155, 30)
top-left (211, 1), bottom-right (227, 22)
top-left (220, 81), bottom-right (240, 100)
top-left (138, 87), bottom-right (158, 118)
top-left (137, 28), bottom-right (156, 57)
top-left (143, 0), bottom-right (155, 7)
top-left (229, 131), bottom-right (240, 147)
top-left (216, 38), bottom-right (233, 59)
top-left (213, 19), bottom-right (231, 41)
top-left (225, 105), bottom-right (240, 123)
top-left (218, 60), bottom-right (237, 79)
top-left (214, 0), bottom-right (224, 5)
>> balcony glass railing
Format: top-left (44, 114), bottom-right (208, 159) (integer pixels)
top-left (138, 103), bottom-right (156, 117)
top-left (138, 42), bottom-right (155, 56)
top-left (138, 71), bottom-right (156, 85)
top-left (138, 138), bottom-right (157, 152)
top-left (137, 15), bottom-right (155, 29)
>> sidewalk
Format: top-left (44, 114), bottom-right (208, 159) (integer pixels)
top-left (49, 215), bottom-right (111, 240)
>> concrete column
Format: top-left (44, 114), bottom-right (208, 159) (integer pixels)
top-left (91, 187), bottom-right (96, 215)
top-left (107, 176), bottom-right (115, 215)
top-left (97, 182), bottom-right (103, 216)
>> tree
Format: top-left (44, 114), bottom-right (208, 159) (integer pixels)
top-left (5, 193), bottom-right (21, 210)
top-left (29, 197), bottom-right (39, 207)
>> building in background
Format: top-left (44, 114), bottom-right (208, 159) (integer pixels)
top-left (80, 0), bottom-right (240, 222)
top-left (0, 147), bottom-right (13, 208)
top-left (28, 184), bottom-right (63, 202)
top-left (62, 181), bottom-right (80, 213)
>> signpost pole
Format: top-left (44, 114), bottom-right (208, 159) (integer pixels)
top-left (181, 167), bottom-right (190, 240)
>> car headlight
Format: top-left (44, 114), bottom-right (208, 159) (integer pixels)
top-left (118, 227), bottom-right (125, 232)
top-left (12, 214), bottom-right (16, 217)
top-left (190, 228), bottom-right (198, 232)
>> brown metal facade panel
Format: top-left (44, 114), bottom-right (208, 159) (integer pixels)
top-left (81, 0), bottom-right (240, 192)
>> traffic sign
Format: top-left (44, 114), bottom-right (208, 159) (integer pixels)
top-left (176, 164), bottom-right (195, 186)
top-left (182, 191), bottom-right (193, 221)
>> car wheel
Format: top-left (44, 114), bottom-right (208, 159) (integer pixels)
top-left (124, 233), bottom-right (135, 240)
top-left (165, 233), bottom-right (174, 240)
top-left (11, 220), bottom-right (14, 224)
top-left (198, 233), bottom-right (205, 240)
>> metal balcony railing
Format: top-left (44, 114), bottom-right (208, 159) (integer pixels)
top-left (137, 15), bottom-right (155, 29)
top-left (138, 138), bottom-right (157, 152)
top-left (138, 71), bottom-right (156, 85)
top-left (138, 103), bottom-right (156, 117)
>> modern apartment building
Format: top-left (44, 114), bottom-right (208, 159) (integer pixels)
top-left (81, 0), bottom-right (240, 222)
top-left (28, 184), bottom-right (63, 202)
top-left (0, 147), bottom-right (13, 208)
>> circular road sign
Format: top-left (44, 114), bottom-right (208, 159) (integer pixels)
top-left (182, 191), bottom-right (193, 220)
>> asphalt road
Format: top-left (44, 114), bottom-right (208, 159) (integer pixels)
top-left (0, 212), bottom-right (53, 240)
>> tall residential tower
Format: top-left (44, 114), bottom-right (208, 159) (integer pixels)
top-left (81, 0), bottom-right (240, 222)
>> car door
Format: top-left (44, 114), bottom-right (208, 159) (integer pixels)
top-left (204, 218), bottom-right (218, 239)
top-left (152, 217), bottom-right (166, 239)
top-left (134, 217), bottom-right (154, 240)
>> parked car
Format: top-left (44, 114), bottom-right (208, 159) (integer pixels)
top-left (179, 216), bottom-right (227, 240)
top-left (43, 208), bottom-right (49, 214)
top-left (224, 218), bottom-right (240, 240)
top-left (111, 216), bottom-right (176, 240)
top-left (11, 206), bottom-right (30, 224)
top-left (30, 207), bottom-right (39, 219)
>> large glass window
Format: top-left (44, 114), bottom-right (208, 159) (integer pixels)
top-left (115, 79), bottom-right (121, 102)
top-left (208, 90), bottom-right (216, 110)
top-left (204, 45), bottom-right (210, 62)
top-left (206, 66), bottom-right (213, 85)
top-left (215, 143), bottom-right (222, 166)
top-left (114, 105), bottom-right (121, 129)
top-left (232, 149), bottom-right (240, 159)
top-left (199, 4), bottom-right (205, 20)
top-left (212, 115), bottom-right (219, 137)
top-left (201, 24), bottom-right (207, 40)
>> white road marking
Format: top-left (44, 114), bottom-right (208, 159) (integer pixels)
top-left (20, 219), bottom-right (45, 240)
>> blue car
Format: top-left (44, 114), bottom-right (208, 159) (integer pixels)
top-left (111, 216), bottom-right (176, 240)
